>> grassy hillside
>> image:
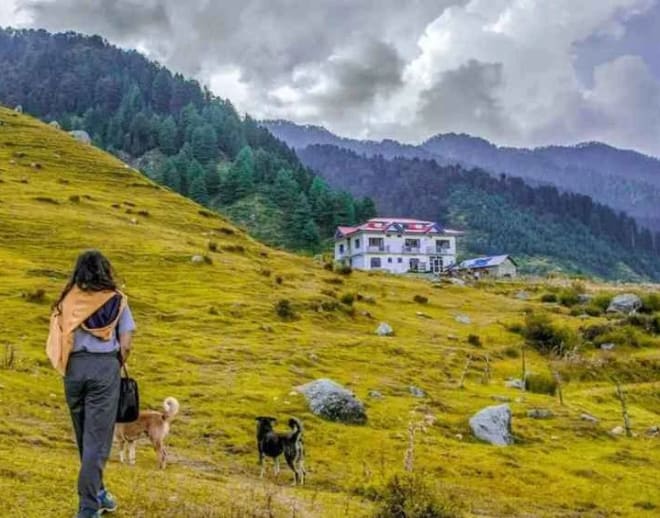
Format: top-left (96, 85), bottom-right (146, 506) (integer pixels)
top-left (0, 106), bottom-right (659, 517)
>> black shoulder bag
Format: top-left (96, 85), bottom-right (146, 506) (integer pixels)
top-left (116, 362), bottom-right (140, 423)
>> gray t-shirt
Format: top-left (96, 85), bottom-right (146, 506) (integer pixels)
top-left (72, 304), bottom-right (136, 353)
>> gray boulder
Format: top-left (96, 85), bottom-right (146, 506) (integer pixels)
top-left (580, 413), bottom-right (599, 423)
top-left (68, 130), bottom-right (91, 144)
top-left (515, 291), bottom-right (529, 300)
top-left (297, 379), bottom-right (366, 424)
top-left (607, 293), bottom-right (642, 314)
top-left (376, 322), bottom-right (394, 336)
top-left (469, 404), bottom-right (513, 445)
top-left (505, 378), bottom-right (525, 390)
top-left (455, 314), bottom-right (471, 325)
top-left (600, 342), bottom-right (615, 351)
top-left (409, 386), bottom-right (426, 398)
top-left (49, 120), bottom-right (61, 129)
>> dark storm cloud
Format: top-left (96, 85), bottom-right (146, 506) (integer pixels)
top-left (417, 60), bottom-right (512, 139)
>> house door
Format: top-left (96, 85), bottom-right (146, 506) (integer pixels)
top-left (430, 256), bottom-right (443, 273)
top-left (409, 258), bottom-right (419, 272)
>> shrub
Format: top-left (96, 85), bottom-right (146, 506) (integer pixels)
top-left (374, 473), bottom-right (460, 518)
top-left (323, 261), bottom-right (334, 271)
top-left (340, 293), bottom-right (355, 306)
top-left (590, 293), bottom-right (612, 312)
top-left (275, 275), bottom-right (283, 285)
top-left (558, 288), bottom-right (580, 307)
top-left (582, 324), bottom-right (611, 342)
top-left (503, 346), bottom-right (520, 358)
top-left (584, 304), bottom-right (603, 317)
top-left (275, 299), bottom-right (295, 320)
top-left (202, 255), bottom-right (213, 265)
top-left (335, 263), bottom-right (353, 275)
top-left (323, 277), bottom-right (344, 285)
top-left (413, 294), bottom-right (429, 304)
top-left (320, 300), bottom-right (340, 312)
top-left (224, 245), bottom-right (245, 253)
top-left (467, 334), bottom-right (482, 347)
top-left (260, 268), bottom-right (271, 277)
top-left (525, 373), bottom-right (557, 395)
top-left (24, 288), bottom-right (47, 304)
top-left (68, 195), bottom-right (80, 203)
top-left (208, 241), bottom-right (219, 252)
top-left (123, 201), bottom-right (136, 207)
top-left (541, 293), bottom-right (557, 303)
top-left (641, 293), bottom-right (660, 313)
top-left (137, 210), bottom-right (150, 217)
top-left (33, 196), bottom-right (59, 205)
top-left (217, 226), bottom-right (235, 235)
top-left (518, 311), bottom-right (578, 355)
top-left (320, 289), bottom-right (337, 298)
top-left (208, 306), bottom-right (219, 315)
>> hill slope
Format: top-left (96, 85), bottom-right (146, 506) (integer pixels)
top-left (1, 107), bottom-right (659, 517)
top-left (263, 120), bottom-right (660, 232)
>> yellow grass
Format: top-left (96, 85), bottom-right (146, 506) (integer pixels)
top-left (0, 106), bottom-right (658, 517)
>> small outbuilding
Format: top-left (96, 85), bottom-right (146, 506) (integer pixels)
top-left (452, 254), bottom-right (517, 278)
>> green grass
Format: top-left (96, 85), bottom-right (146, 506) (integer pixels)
top-left (0, 106), bottom-right (659, 517)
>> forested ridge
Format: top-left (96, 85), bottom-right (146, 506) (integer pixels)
top-left (299, 144), bottom-right (660, 280)
top-left (0, 28), bottom-right (375, 250)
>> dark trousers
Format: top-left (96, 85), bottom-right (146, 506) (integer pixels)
top-left (64, 353), bottom-right (120, 512)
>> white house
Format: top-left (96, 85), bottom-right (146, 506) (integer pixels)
top-left (451, 255), bottom-right (518, 278)
top-left (334, 218), bottom-right (460, 274)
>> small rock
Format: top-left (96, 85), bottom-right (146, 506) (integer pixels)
top-left (260, 324), bottom-right (274, 333)
top-left (129, 217), bottom-right (138, 225)
top-left (447, 334), bottom-right (459, 341)
top-left (610, 425), bottom-right (625, 436)
top-left (308, 352), bottom-right (319, 362)
top-left (515, 291), bottom-right (529, 300)
top-left (455, 314), bottom-right (471, 325)
top-left (296, 378), bottom-right (367, 424)
top-left (505, 378), bottom-right (525, 390)
top-left (527, 408), bottom-right (554, 419)
top-left (376, 322), bottom-right (394, 336)
top-left (469, 404), bottom-right (514, 446)
top-left (607, 293), bottom-right (642, 314)
top-left (416, 311), bottom-right (432, 319)
top-left (455, 433), bottom-right (463, 440)
top-left (14, 104), bottom-right (22, 113)
top-left (600, 342), bottom-right (615, 351)
top-left (368, 390), bottom-right (384, 399)
top-left (191, 255), bottom-right (205, 264)
top-left (646, 425), bottom-right (659, 437)
top-left (580, 413), bottom-right (599, 423)
top-left (409, 386), bottom-right (426, 398)
top-left (491, 395), bottom-right (511, 402)
top-left (360, 310), bottom-right (373, 319)
top-left (49, 120), bottom-right (61, 129)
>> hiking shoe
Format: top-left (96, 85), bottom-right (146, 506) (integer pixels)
top-left (97, 489), bottom-right (118, 513)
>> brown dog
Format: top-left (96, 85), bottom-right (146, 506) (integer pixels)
top-left (114, 397), bottom-right (179, 469)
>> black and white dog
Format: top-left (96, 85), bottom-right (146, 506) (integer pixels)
top-left (255, 416), bottom-right (305, 485)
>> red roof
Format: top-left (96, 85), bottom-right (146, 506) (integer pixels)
top-left (336, 218), bottom-right (449, 237)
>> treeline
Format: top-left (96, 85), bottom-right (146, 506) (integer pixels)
top-left (0, 28), bottom-right (375, 250)
top-left (298, 144), bottom-right (660, 280)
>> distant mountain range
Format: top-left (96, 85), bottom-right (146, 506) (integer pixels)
top-left (263, 120), bottom-right (660, 232)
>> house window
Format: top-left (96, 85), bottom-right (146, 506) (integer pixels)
top-left (368, 237), bottom-right (384, 251)
top-left (339, 244), bottom-right (344, 254)
top-left (436, 239), bottom-right (450, 252)
top-left (354, 238), bottom-right (360, 249)
top-left (370, 257), bottom-right (381, 268)
top-left (387, 257), bottom-right (392, 263)
top-left (397, 257), bottom-right (402, 263)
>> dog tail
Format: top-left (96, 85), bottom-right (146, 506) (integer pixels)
top-left (288, 417), bottom-right (303, 440)
top-left (163, 397), bottom-right (180, 421)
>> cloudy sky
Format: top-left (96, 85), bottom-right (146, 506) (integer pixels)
top-left (2, 0), bottom-right (660, 155)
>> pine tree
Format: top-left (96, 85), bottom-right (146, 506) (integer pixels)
top-left (334, 191), bottom-right (357, 226)
top-left (189, 175), bottom-right (209, 205)
top-left (162, 160), bottom-right (182, 193)
top-left (204, 162), bottom-right (221, 197)
top-left (191, 124), bottom-right (217, 163)
top-left (221, 146), bottom-right (255, 203)
top-left (290, 193), bottom-right (319, 249)
top-left (272, 168), bottom-right (299, 210)
top-left (152, 69), bottom-right (172, 113)
top-left (355, 197), bottom-right (377, 222)
top-left (158, 115), bottom-right (178, 155)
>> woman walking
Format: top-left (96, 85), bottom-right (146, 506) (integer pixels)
top-left (47, 250), bottom-right (135, 518)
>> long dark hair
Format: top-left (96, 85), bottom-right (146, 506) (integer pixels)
top-left (54, 250), bottom-right (117, 313)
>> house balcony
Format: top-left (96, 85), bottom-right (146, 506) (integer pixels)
top-left (402, 246), bottom-right (421, 254)
top-left (425, 246), bottom-right (454, 255)
top-left (367, 245), bottom-right (390, 253)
